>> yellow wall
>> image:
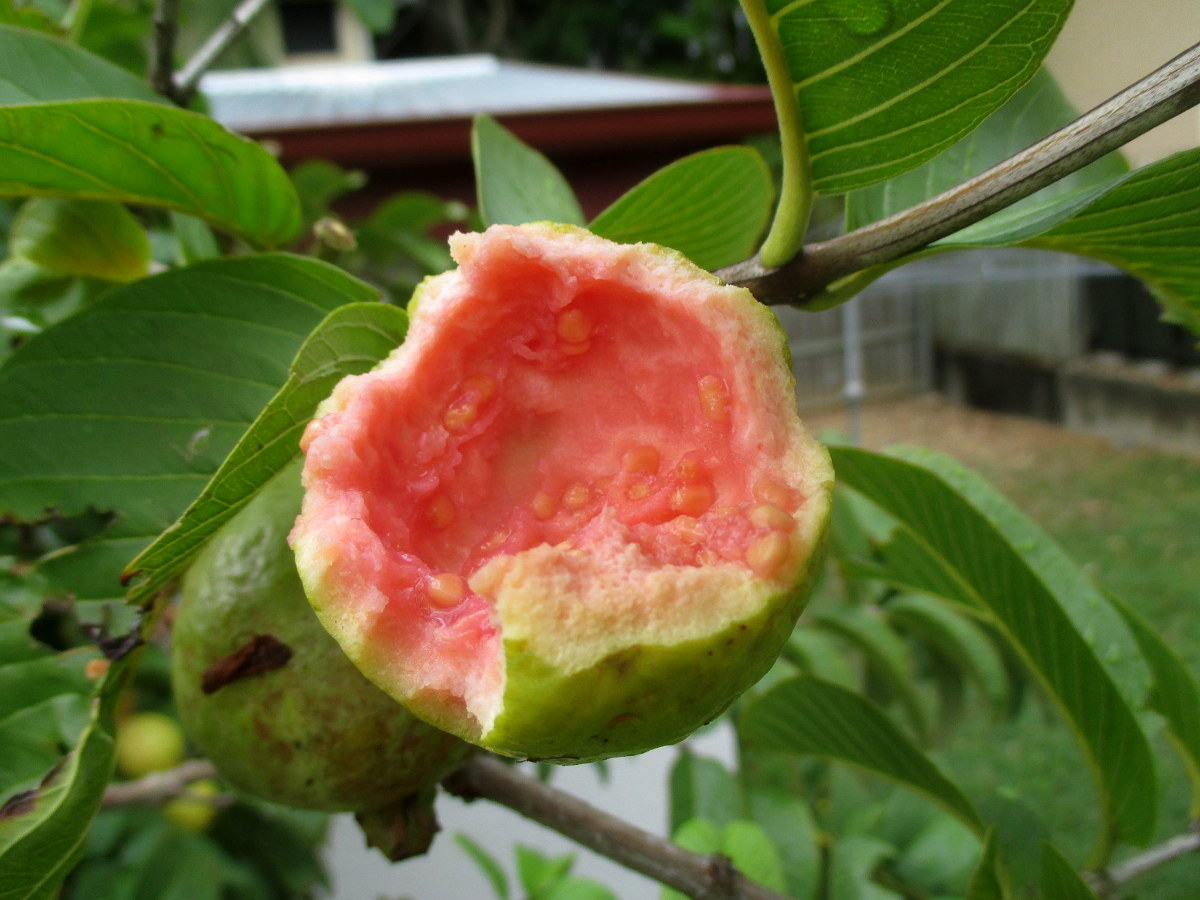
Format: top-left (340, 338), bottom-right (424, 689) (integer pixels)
top-left (1045, 0), bottom-right (1199, 167)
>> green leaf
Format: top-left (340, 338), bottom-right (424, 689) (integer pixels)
top-left (749, 0), bottom-right (1072, 194)
top-left (885, 593), bottom-right (1011, 714)
top-left (289, 159), bottom-right (367, 230)
top-left (10, 197), bottom-right (150, 282)
top-left (342, 0), bottom-right (400, 34)
top-left (813, 604), bottom-right (930, 742)
top-left (1109, 593), bottom-right (1200, 817)
top-left (454, 833), bottom-right (509, 900)
top-left (662, 819), bottom-right (785, 900)
top-left (828, 835), bottom-right (899, 900)
top-left (829, 446), bottom-right (1157, 856)
top-left (169, 212), bottom-right (220, 266)
top-left (472, 115), bottom-right (585, 228)
top-left (895, 813), bottom-right (979, 895)
top-left (782, 625), bottom-right (859, 689)
top-left (589, 147), bottom-right (772, 270)
top-left (667, 753), bottom-right (740, 834)
top-left (1039, 844), bottom-right (1100, 900)
top-left (0, 25), bottom-right (165, 105)
top-left (846, 68), bottom-right (1130, 236)
top-left (0, 100), bottom-right (300, 248)
top-left (1023, 149), bottom-right (1200, 334)
top-left (0, 639), bottom-right (141, 900)
top-left (515, 845), bottom-right (574, 899)
top-left (743, 790), bottom-right (822, 900)
top-left (0, 254), bottom-right (378, 602)
top-left (124, 301), bottom-right (405, 607)
top-left (740, 675), bottom-right (983, 833)
top-left (966, 829), bottom-right (1009, 900)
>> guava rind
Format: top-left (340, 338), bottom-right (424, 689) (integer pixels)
top-left (171, 461), bottom-right (472, 812)
top-left (294, 223), bottom-right (834, 762)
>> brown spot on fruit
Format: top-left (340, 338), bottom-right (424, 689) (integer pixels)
top-left (201, 634), bottom-right (293, 695)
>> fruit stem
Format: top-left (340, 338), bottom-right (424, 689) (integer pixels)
top-left (443, 755), bottom-right (793, 900)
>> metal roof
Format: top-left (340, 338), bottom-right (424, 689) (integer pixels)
top-left (201, 55), bottom-right (745, 133)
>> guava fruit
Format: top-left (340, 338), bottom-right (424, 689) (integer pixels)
top-left (292, 223), bottom-right (833, 762)
top-left (171, 461), bottom-right (473, 813)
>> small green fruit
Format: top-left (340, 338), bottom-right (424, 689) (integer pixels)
top-left (164, 778), bottom-right (220, 832)
top-left (171, 461), bottom-right (473, 812)
top-left (115, 711), bottom-right (185, 779)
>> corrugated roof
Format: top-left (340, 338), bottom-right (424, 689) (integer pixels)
top-left (201, 55), bottom-right (741, 132)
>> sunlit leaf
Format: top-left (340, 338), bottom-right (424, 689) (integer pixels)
top-left (589, 147), bottom-right (772, 270)
top-left (744, 0), bottom-right (1072, 194)
top-left (472, 115), bottom-right (584, 228)
top-left (0, 100), bottom-right (300, 248)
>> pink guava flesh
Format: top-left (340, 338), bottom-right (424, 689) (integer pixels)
top-left (294, 224), bottom-right (830, 749)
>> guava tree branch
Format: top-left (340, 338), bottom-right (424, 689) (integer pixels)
top-left (149, 0), bottom-right (180, 99)
top-left (443, 755), bottom-right (792, 900)
top-left (170, 0), bottom-right (274, 105)
top-left (1088, 822), bottom-right (1200, 899)
top-left (721, 40), bottom-right (1200, 306)
top-left (101, 759), bottom-right (217, 807)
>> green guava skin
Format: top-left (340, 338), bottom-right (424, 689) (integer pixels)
top-left (171, 461), bottom-right (473, 812)
top-left (293, 223), bottom-right (835, 763)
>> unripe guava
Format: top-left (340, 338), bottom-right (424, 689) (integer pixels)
top-left (115, 711), bottom-right (186, 778)
top-left (293, 223), bottom-right (833, 762)
top-left (171, 461), bottom-right (473, 812)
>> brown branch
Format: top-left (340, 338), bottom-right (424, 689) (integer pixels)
top-left (149, 0), bottom-right (181, 101)
top-left (1089, 822), bottom-right (1200, 898)
top-left (173, 0), bottom-right (274, 105)
top-left (102, 759), bottom-right (217, 808)
top-left (720, 40), bottom-right (1200, 306)
top-left (443, 755), bottom-right (792, 900)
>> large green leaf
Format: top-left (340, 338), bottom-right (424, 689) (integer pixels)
top-left (0, 100), bottom-right (300, 248)
top-left (589, 147), bottom-right (773, 270)
top-left (662, 819), bottom-right (786, 900)
top-left (1022, 149), bottom-right (1200, 334)
top-left (472, 114), bottom-right (585, 229)
top-left (0, 25), bottom-right (165, 105)
top-left (667, 753), bottom-right (740, 835)
top-left (747, 0), bottom-right (1072, 194)
top-left (1039, 844), bottom-right (1100, 899)
top-left (829, 446), bottom-right (1157, 856)
top-left (0, 255), bottom-right (379, 602)
top-left (0, 637), bottom-right (140, 900)
top-left (1110, 594), bottom-right (1200, 817)
top-left (966, 829), bottom-right (1009, 900)
top-left (846, 68), bottom-right (1130, 235)
top-left (124, 301), bottom-right (407, 606)
top-left (740, 675), bottom-right (983, 833)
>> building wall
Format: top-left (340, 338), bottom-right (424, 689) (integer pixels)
top-left (1045, 0), bottom-right (1199, 167)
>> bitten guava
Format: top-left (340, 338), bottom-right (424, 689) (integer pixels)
top-left (293, 223), bottom-right (833, 762)
top-left (171, 461), bottom-right (473, 812)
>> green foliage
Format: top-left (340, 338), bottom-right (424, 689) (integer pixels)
top-left (1, 3), bottom-right (1199, 899)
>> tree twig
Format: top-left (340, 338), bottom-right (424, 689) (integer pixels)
top-left (443, 755), bottom-right (792, 900)
top-left (1088, 822), bottom-right (1200, 898)
top-left (102, 759), bottom-right (217, 808)
top-left (173, 0), bottom-right (275, 105)
top-left (149, 0), bottom-right (181, 101)
top-left (720, 40), bottom-right (1200, 306)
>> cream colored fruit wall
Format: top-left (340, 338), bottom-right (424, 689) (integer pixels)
top-left (1044, 0), bottom-right (1199, 167)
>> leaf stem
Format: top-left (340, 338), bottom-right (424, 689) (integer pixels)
top-left (721, 40), bottom-right (1200, 306)
top-left (173, 0), bottom-right (275, 104)
top-left (1089, 822), bottom-right (1200, 898)
top-left (443, 755), bottom-right (793, 900)
top-left (738, 0), bottom-right (813, 267)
